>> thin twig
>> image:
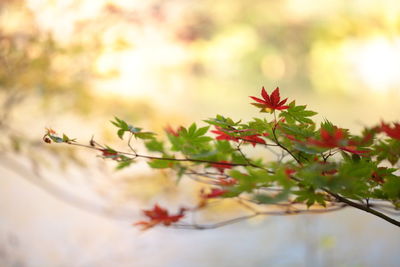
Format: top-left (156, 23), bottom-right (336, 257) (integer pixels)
top-left (171, 204), bottom-right (347, 230)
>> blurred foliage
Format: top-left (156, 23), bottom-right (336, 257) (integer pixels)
top-left (0, 3), bottom-right (95, 111)
top-left (1, 0), bottom-right (399, 114)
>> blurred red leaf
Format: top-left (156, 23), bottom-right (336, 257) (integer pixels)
top-left (134, 204), bottom-right (185, 230)
top-left (211, 160), bottom-right (233, 173)
top-left (308, 128), bottom-right (368, 155)
top-left (201, 188), bottom-right (228, 199)
top-left (381, 122), bottom-right (400, 140)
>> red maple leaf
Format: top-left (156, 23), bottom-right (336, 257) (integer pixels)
top-left (250, 87), bottom-right (289, 112)
top-left (211, 127), bottom-right (240, 142)
top-left (311, 157), bottom-right (338, 176)
top-left (211, 160), bottom-right (233, 173)
top-left (45, 128), bottom-right (57, 135)
top-left (284, 168), bottom-right (296, 177)
top-left (371, 170), bottom-right (385, 184)
top-left (211, 127), bottom-right (267, 147)
top-left (381, 122), bottom-right (400, 140)
top-left (100, 148), bottom-right (122, 160)
top-left (201, 188), bottom-right (228, 199)
top-left (134, 204), bottom-right (185, 230)
top-left (308, 128), bottom-right (368, 155)
top-left (285, 134), bottom-right (301, 142)
top-left (165, 125), bottom-right (183, 137)
top-left (216, 177), bottom-right (238, 186)
top-left (241, 134), bottom-right (267, 147)
top-left (340, 146), bottom-right (368, 155)
top-left (309, 128), bottom-right (345, 148)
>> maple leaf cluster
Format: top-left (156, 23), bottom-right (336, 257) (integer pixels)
top-left (46, 86), bottom-right (400, 229)
top-left (130, 87), bottom-right (400, 229)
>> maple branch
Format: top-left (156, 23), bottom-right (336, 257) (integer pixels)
top-left (236, 198), bottom-right (260, 213)
top-left (323, 189), bottom-right (400, 228)
top-left (127, 133), bottom-right (137, 155)
top-left (68, 140), bottom-right (270, 170)
top-left (185, 170), bottom-right (229, 179)
top-left (271, 124), bottom-right (302, 165)
top-left (286, 175), bottom-right (400, 228)
top-left (173, 214), bottom-right (259, 230)
top-left (185, 172), bottom-right (220, 185)
top-left (236, 141), bottom-right (253, 165)
top-left (371, 206), bottom-right (400, 216)
top-left (172, 204), bottom-right (347, 230)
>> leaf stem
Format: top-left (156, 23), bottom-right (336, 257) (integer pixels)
top-left (271, 124), bottom-right (302, 166)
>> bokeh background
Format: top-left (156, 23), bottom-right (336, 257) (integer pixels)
top-left (1, 0), bottom-right (400, 266)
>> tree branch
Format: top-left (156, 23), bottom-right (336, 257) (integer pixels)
top-left (172, 204), bottom-right (347, 230)
top-left (324, 189), bottom-right (400, 227)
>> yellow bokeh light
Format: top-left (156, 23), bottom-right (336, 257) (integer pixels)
top-left (261, 53), bottom-right (286, 80)
top-left (310, 36), bottom-right (400, 94)
top-left (347, 37), bottom-right (400, 93)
